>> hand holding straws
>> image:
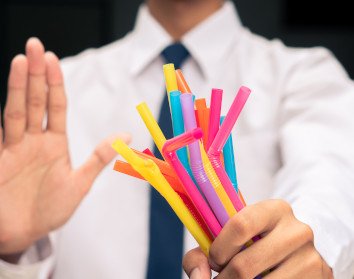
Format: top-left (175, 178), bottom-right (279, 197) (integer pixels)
top-left (112, 64), bottom-right (253, 256)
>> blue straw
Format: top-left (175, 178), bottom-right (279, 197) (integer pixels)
top-left (220, 116), bottom-right (238, 192)
top-left (169, 91), bottom-right (196, 183)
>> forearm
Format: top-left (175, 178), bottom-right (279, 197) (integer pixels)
top-left (273, 160), bottom-right (354, 278)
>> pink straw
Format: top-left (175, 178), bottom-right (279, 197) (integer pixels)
top-left (207, 89), bottom-right (223, 150)
top-left (163, 128), bottom-right (222, 237)
top-left (208, 86), bottom-right (251, 211)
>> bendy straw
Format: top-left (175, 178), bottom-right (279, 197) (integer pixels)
top-left (180, 93), bottom-right (229, 226)
top-left (175, 69), bottom-right (191, 93)
top-left (220, 116), bottom-right (238, 192)
top-left (208, 86), bottom-right (251, 211)
top-left (112, 140), bottom-right (212, 254)
top-left (162, 128), bottom-right (222, 237)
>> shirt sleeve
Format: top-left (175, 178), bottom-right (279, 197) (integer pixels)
top-left (0, 235), bottom-right (56, 279)
top-left (272, 47), bottom-right (354, 278)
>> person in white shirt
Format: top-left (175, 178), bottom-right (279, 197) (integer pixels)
top-left (1, 0), bottom-right (354, 278)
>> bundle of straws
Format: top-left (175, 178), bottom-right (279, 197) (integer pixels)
top-left (112, 63), bottom-right (253, 255)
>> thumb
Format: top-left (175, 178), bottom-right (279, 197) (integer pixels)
top-left (73, 132), bottom-right (131, 195)
top-left (183, 247), bottom-right (211, 279)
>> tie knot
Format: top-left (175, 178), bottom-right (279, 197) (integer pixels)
top-left (161, 43), bottom-right (190, 69)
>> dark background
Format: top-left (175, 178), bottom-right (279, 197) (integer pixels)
top-left (1, 0), bottom-right (354, 111)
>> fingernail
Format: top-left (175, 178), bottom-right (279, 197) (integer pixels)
top-left (190, 268), bottom-right (201, 279)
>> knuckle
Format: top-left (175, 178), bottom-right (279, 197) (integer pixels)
top-left (49, 102), bottom-right (66, 113)
top-left (308, 251), bottom-right (323, 271)
top-left (5, 110), bottom-right (25, 121)
top-left (230, 212), bottom-right (252, 241)
top-left (209, 245), bottom-right (227, 268)
top-left (27, 96), bottom-right (45, 108)
top-left (274, 199), bottom-right (293, 215)
top-left (300, 222), bottom-right (314, 243)
top-left (230, 257), bottom-right (247, 279)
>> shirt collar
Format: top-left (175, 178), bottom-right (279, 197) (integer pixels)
top-left (129, 5), bottom-right (173, 76)
top-left (129, 1), bottom-right (243, 79)
top-left (182, 1), bottom-right (243, 80)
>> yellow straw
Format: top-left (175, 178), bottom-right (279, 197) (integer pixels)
top-left (200, 143), bottom-right (237, 217)
top-left (112, 139), bottom-right (212, 255)
top-left (163, 63), bottom-right (178, 94)
top-left (136, 102), bottom-right (166, 154)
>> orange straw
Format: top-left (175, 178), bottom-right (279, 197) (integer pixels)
top-left (195, 98), bottom-right (210, 147)
top-left (176, 69), bottom-right (191, 93)
top-left (114, 160), bottom-right (185, 193)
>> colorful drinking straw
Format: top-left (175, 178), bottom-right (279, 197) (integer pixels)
top-left (175, 69), bottom-right (191, 93)
top-left (180, 93), bottom-right (229, 226)
top-left (114, 64), bottom-right (267, 272)
top-left (170, 91), bottom-right (185, 137)
top-left (136, 102), bottom-right (166, 154)
top-left (162, 128), bottom-right (222, 237)
top-left (195, 98), bottom-right (210, 147)
top-left (163, 63), bottom-right (178, 107)
top-left (208, 86), bottom-right (251, 212)
top-left (114, 159), bottom-right (182, 191)
top-left (207, 88), bottom-right (223, 150)
top-left (199, 143), bottom-right (237, 218)
top-left (112, 139), bottom-right (212, 255)
top-left (169, 91), bottom-right (195, 184)
top-left (142, 148), bottom-right (154, 157)
top-left (135, 149), bottom-right (175, 177)
top-left (113, 160), bottom-right (213, 241)
top-left (136, 101), bottom-right (220, 236)
top-left (220, 116), bottom-right (238, 192)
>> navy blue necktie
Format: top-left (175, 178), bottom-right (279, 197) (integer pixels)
top-left (146, 43), bottom-right (190, 279)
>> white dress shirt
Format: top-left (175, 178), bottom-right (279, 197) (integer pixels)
top-left (1, 2), bottom-right (354, 278)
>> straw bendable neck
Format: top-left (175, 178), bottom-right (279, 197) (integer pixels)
top-left (209, 86), bottom-right (251, 154)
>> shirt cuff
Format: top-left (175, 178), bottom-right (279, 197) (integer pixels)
top-left (0, 236), bottom-right (55, 279)
top-left (292, 197), bottom-right (354, 279)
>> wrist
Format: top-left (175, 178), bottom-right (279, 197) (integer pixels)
top-left (0, 252), bottom-right (24, 264)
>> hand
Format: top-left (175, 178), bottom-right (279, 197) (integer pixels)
top-left (0, 38), bottom-right (131, 255)
top-left (183, 200), bottom-right (333, 279)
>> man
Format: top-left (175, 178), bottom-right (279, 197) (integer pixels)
top-left (1, 0), bottom-right (354, 278)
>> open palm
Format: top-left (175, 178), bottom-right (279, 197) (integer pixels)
top-left (0, 38), bottom-right (130, 255)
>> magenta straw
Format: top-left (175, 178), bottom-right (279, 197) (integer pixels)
top-left (162, 128), bottom-right (222, 237)
top-left (207, 88), bottom-right (223, 150)
top-left (208, 86), bottom-right (251, 212)
top-left (180, 93), bottom-right (229, 226)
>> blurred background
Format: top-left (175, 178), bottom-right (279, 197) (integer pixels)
top-left (1, 0), bottom-right (354, 111)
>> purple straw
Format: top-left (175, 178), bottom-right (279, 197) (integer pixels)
top-left (180, 93), bottom-right (229, 226)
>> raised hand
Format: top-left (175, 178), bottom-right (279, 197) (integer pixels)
top-left (0, 38), bottom-right (130, 255)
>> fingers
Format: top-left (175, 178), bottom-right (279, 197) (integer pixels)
top-left (3, 55), bottom-right (28, 145)
top-left (215, 220), bottom-right (314, 279)
top-left (45, 51), bottom-right (66, 133)
top-left (26, 37), bottom-right (47, 133)
top-left (3, 38), bottom-right (63, 146)
top-left (183, 247), bottom-right (211, 279)
top-left (73, 133), bottom-right (132, 196)
top-left (264, 243), bottom-right (327, 279)
top-left (209, 200), bottom-right (290, 271)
